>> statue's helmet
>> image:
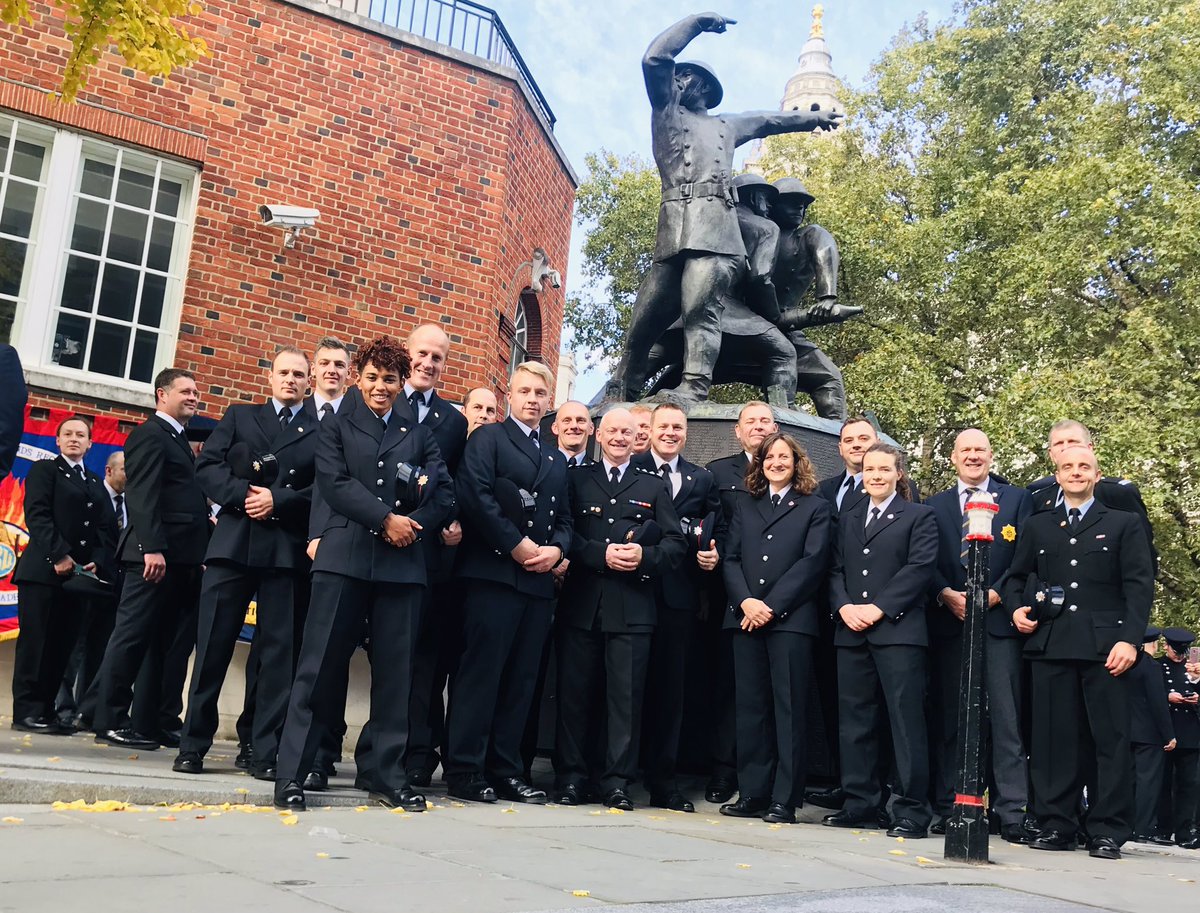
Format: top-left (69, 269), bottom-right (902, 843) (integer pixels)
top-left (732, 173), bottom-right (778, 205)
top-left (772, 177), bottom-right (816, 206)
top-left (675, 60), bottom-right (724, 108)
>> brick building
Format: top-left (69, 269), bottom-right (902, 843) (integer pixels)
top-left (0, 0), bottom-right (577, 425)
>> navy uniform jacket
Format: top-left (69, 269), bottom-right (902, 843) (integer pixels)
top-left (1161, 657), bottom-right (1200, 749)
top-left (1003, 504), bottom-right (1154, 660)
top-left (818, 471), bottom-right (924, 514)
top-left (309, 405), bottom-right (452, 585)
top-left (1029, 475), bottom-right (1156, 573)
top-left (722, 487), bottom-right (831, 636)
top-left (13, 456), bottom-right (118, 585)
top-left (118, 415), bottom-right (210, 566)
top-left (706, 451), bottom-right (752, 551)
top-left (926, 477), bottom-right (1033, 639)
top-left (829, 496), bottom-right (938, 648)
top-left (560, 462), bottom-right (685, 633)
top-left (631, 451), bottom-right (722, 614)
top-left (197, 400), bottom-right (319, 569)
top-left (455, 418), bottom-right (572, 599)
top-left (1128, 656), bottom-right (1174, 746)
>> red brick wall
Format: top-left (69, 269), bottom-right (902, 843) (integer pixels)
top-left (4, 0), bottom-right (574, 423)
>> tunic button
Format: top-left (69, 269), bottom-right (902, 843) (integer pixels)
top-left (395, 501), bottom-right (402, 507)
top-left (762, 555), bottom-right (768, 561)
top-left (1069, 538), bottom-right (1077, 545)
top-left (759, 579), bottom-right (766, 585)
top-left (86, 502), bottom-right (94, 508)
top-left (551, 496), bottom-right (556, 503)
top-left (84, 521), bottom-right (90, 526)
top-left (400, 427), bottom-right (407, 432)
top-left (285, 484), bottom-right (293, 489)
top-left (607, 518), bottom-right (614, 524)
top-left (1070, 581), bottom-right (1078, 589)
top-left (376, 479), bottom-right (383, 486)
top-left (862, 569), bottom-right (869, 576)
top-left (549, 510), bottom-right (555, 516)
top-left (534, 491), bottom-right (539, 498)
top-left (80, 540), bottom-right (87, 546)
top-left (610, 499), bottom-right (617, 505)
top-left (289, 469), bottom-right (296, 475)
top-left (527, 521), bottom-right (534, 528)
top-left (862, 591), bottom-right (869, 598)
top-left (1070, 559), bottom-right (1077, 566)
top-left (1069, 605), bottom-right (1078, 612)
top-left (863, 548), bottom-right (870, 555)
top-left (378, 461), bottom-right (384, 467)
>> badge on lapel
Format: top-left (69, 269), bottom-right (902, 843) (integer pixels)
top-left (1001, 524), bottom-right (1016, 542)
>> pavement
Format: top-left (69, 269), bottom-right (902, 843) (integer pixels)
top-left (0, 723), bottom-right (1196, 913)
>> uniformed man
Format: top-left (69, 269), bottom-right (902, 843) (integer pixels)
top-left (173, 346), bottom-right (319, 779)
top-left (1128, 626), bottom-right (1175, 844)
top-left (444, 360), bottom-right (571, 804)
top-left (554, 408), bottom-right (685, 810)
top-left (1158, 627), bottom-right (1200, 848)
top-left (553, 400), bottom-right (594, 466)
top-left (700, 400), bottom-right (778, 803)
top-left (632, 403), bottom-right (721, 812)
top-left (629, 404), bottom-right (653, 455)
top-left (607, 12), bottom-right (839, 404)
top-left (463, 387), bottom-right (500, 435)
top-left (1007, 445), bottom-right (1154, 859)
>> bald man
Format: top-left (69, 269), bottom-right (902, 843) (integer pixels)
top-left (925, 429), bottom-right (1033, 843)
top-left (464, 388), bottom-right (499, 435)
top-left (552, 400), bottom-right (594, 467)
top-left (1005, 445), bottom-right (1153, 859)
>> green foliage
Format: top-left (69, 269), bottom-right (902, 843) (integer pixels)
top-left (1, 0), bottom-right (209, 101)
top-left (568, 0), bottom-right (1200, 624)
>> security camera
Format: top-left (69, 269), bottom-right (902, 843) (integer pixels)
top-left (546, 269), bottom-right (562, 289)
top-left (259, 205), bottom-right (320, 248)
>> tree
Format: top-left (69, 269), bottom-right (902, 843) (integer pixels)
top-left (1, 0), bottom-right (209, 101)
top-left (567, 0), bottom-right (1200, 623)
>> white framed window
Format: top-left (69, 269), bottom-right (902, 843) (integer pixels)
top-left (509, 298), bottom-right (529, 375)
top-left (0, 117), bottom-right (54, 345)
top-left (6, 113), bottom-right (198, 403)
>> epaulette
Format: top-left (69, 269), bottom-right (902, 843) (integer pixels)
top-left (634, 465), bottom-right (658, 475)
top-left (1027, 475), bottom-right (1056, 492)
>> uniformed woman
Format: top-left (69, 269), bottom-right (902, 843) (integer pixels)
top-left (719, 432), bottom-right (831, 824)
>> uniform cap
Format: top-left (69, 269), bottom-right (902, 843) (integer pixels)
top-left (1163, 627), bottom-right (1196, 651)
top-left (1143, 625), bottom-right (1162, 644)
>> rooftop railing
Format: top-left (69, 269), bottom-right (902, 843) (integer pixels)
top-left (324, 0), bottom-right (556, 128)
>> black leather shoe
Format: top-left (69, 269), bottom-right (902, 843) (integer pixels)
top-left (1088, 835), bottom-right (1121, 859)
top-left (554, 783), bottom-right (584, 806)
top-left (704, 777), bottom-right (736, 804)
top-left (370, 788), bottom-right (427, 812)
top-left (1029, 830), bottom-right (1075, 851)
top-left (12, 716), bottom-right (58, 734)
top-left (448, 779), bottom-right (498, 803)
top-left (234, 743), bottom-right (253, 769)
top-left (720, 796), bottom-right (770, 818)
top-left (762, 803), bottom-right (796, 824)
top-left (303, 770), bottom-right (329, 791)
top-left (1150, 832), bottom-right (1175, 846)
top-left (649, 792), bottom-right (695, 813)
top-left (1001, 823), bottom-right (1031, 844)
top-left (407, 767), bottom-right (433, 788)
top-left (493, 777), bottom-right (547, 803)
top-left (157, 729), bottom-right (182, 749)
top-left (95, 729), bottom-right (159, 750)
top-left (251, 764), bottom-right (278, 782)
top-left (803, 785), bottom-right (845, 810)
top-left (887, 818), bottom-right (928, 839)
top-left (1021, 813), bottom-right (1041, 841)
top-left (172, 752), bottom-right (203, 774)
top-left (930, 818), bottom-right (947, 835)
top-left (1178, 834), bottom-right (1200, 850)
top-left (604, 788), bottom-right (634, 811)
top-left (823, 809), bottom-right (879, 828)
top-left (274, 780), bottom-right (306, 812)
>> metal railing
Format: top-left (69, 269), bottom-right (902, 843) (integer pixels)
top-left (324, 0), bottom-right (556, 128)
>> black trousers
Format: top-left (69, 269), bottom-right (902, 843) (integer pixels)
top-left (1029, 658), bottom-right (1132, 842)
top-left (406, 579), bottom-right (463, 774)
top-left (56, 593), bottom-right (117, 726)
top-left (235, 632), bottom-right (261, 747)
top-left (180, 563), bottom-right (302, 763)
top-left (732, 630), bottom-right (814, 807)
top-left (92, 564), bottom-right (201, 733)
top-left (1157, 747), bottom-right (1200, 840)
top-left (1132, 742), bottom-right (1167, 836)
top-left (698, 609), bottom-right (738, 782)
top-left (276, 572), bottom-right (421, 789)
top-left (444, 580), bottom-right (553, 782)
top-left (641, 607), bottom-right (695, 794)
top-left (555, 621), bottom-right (652, 794)
top-left (837, 642), bottom-right (931, 827)
top-left (12, 582), bottom-right (88, 722)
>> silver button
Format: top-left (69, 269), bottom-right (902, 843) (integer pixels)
top-left (527, 521), bottom-right (534, 528)
top-left (84, 521), bottom-right (90, 527)
top-left (762, 555), bottom-right (768, 562)
top-left (400, 427), bottom-right (407, 432)
top-left (86, 502), bottom-right (94, 508)
top-left (533, 491), bottom-right (539, 498)
top-left (1069, 538), bottom-right (1077, 545)
top-left (610, 499), bottom-right (617, 505)
top-left (395, 501), bottom-right (402, 507)
top-left (378, 461), bottom-right (384, 468)
top-left (862, 591), bottom-right (869, 598)
top-left (551, 496), bottom-right (556, 503)
top-left (289, 469), bottom-right (296, 475)
top-left (376, 479), bottom-right (383, 486)
top-left (766, 534), bottom-right (773, 540)
top-left (1070, 559), bottom-right (1077, 566)
top-left (862, 569), bottom-right (869, 576)
top-left (1070, 581), bottom-right (1078, 589)
top-left (549, 510), bottom-right (555, 516)
top-left (285, 484), bottom-right (293, 489)
top-left (863, 548), bottom-right (870, 555)
top-left (607, 518), bottom-right (614, 524)
top-left (1069, 605), bottom-right (1078, 612)
top-left (759, 579), bottom-right (765, 585)
top-left (80, 540), bottom-right (87, 546)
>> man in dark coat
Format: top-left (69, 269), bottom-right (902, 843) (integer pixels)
top-left (1007, 445), bottom-right (1154, 860)
top-left (174, 347), bottom-right (319, 778)
top-left (0, 343), bottom-right (26, 482)
top-left (91, 368), bottom-right (209, 748)
top-left (1128, 626), bottom-right (1175, 843)
top-left (926, 429), bottom-right (1034, 842)
top-left (1158, 628), bottom-right (1200, 848)
top-left (555, 407), bottom-right (685, 810)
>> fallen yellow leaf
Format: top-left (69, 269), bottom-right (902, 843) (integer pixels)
top-left (46, 757), bottom-right (61, 763)
top-left (2, 817), bottom-right (23, 824)
top-left (502, 807), bottom-right (517, 814)
top-left (280, 814), bottom-right (299, 826)
top-left (647, 815), bottom-right (666, 821)
top-left (889, 849), bottom-right (907, 856)
top-left (767, 824), bottom-right (783, 830)
top-left (737, 863), bottom-right (751, 869)
top-left (159, 815), bottom-right (176, 821)
top-left (571, 890), bottom-right (590, 897)
top-left (316, 852), bottom-right (330, 859)
top-left (705, 819), bottom-right (720, 824)
top-left (51, 799), bottom-right (135, 813)
top-left (605, 808), bottom-right (624, 815)
top-left (895, 835), bottom-right (905, 842)
top-left (916, 856), bottom-right (940, 866)
top-left (235, 788), bottom-right (249, 795)
top-left (355, 805), bottom-right (369, 812)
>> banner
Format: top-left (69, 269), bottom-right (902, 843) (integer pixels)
top-left (0, 407), bottom-right (128, 641)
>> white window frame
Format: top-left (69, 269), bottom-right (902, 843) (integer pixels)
top-left (0, 116), bottom-right (56, 347)
top-left (8, 116), bottom-right (198, 408)
top-left (509, 298), bottom-right (529, 376)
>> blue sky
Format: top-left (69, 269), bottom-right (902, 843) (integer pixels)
top-left (489, 1), bottom-right (954, 398)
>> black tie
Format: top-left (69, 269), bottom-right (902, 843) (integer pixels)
top-left (1068, 507), bottom-right (1081, 531)
top-left (409, 391), bottom-right (424, 417)
top-left (839, 475), bottom-right (855, 506)
top-left (660, 463), bottom-right (671, 477)
top-left (960, 487), bottom-right (978, 568)
top-left (771, 493), bottom-right (780, 509)
top-left (529, 429), bottom-right (540, 449)
top-left (113, 493), bottom-right (124, 531)
top-left (75, 464), bottom-right (86, 480)
top-left (567, 455), bottom-right (578, 467)
top-left (320, 402), bottom-right (334, 421)
top-left (610, 466), bottom-right (620, 488)
top-left (279, 408), bottom-right (291, 430)
top-left (381, 415), bottom-right (389, 433)
top-left (866, 506), bottom-right (881, 529)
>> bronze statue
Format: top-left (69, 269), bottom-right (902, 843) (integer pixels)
top-left (605, 12), bottom-right (841, 405)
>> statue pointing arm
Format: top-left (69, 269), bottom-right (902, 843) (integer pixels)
top-left (727, 106), bottom-right (841, 146)
top-left (642, 13), bottom-right (737, 108)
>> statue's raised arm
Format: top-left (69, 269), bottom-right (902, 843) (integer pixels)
top-left (642, 13), bottom-right (737, 109)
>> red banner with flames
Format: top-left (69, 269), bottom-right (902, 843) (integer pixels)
top-left (0, 408), bottom-right (128, 641)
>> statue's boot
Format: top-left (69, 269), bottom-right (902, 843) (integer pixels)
top-left (766, 384), bottom-right (793, 409)
top-left (809, 385), bottom-right (847, 421)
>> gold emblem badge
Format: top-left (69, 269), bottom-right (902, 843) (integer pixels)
top-left (418, 474), bottom-right (429, 487)
top-left (1001, 524), bottom-right (1016, 542)
top-left (1035, 590), bottom-right (1045, 602)
top-left (252, 460), bottom-right (262, 472)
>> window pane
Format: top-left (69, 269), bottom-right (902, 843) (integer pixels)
top-left (0, 236), bottom-right (27, 297)
top-left (156, 179), bottom-right (182, 217)
top-left (146, 218), bottom-right (175, 272)
top-left (87, 321), bottom-right (131, 377)
top-left (70, 199), bottom-right (108, 255)
top-left (0, 298), bottom-right (13, 344)
top-left (115, 166), bottom-right (154, 209)
top-left (1, 181), bottom-right (38, 238)
top-left (61, 255), bottom-right (100, 313)
top-left (139, 273), bottom-right (166, 328)
top-left (80, 158), bottom-right (115, 199)
top-left (0, 135), bottom-right (8, 168)
top-left (131, 329), bottom-right (157, 382)
top-left (106, 207), bottom-right (148, 264)
top-left (97, 263), bottom-right (139, 321)
top-left (10, 140), bottom-right (45, 181)
top-left (53, 312), bottom-right (90, 368)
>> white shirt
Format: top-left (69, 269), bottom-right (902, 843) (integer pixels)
top-left (155, 410), bottom-right (185, 435)
top-left (404, 383), bottom-right (431, 423)
top-left (602, 458), bottom-right (631, 485)
top-left (957, 476), bottom-right (990, 512)
top-left (652, 452), bottom-right (681, 497)
top-left (865, 491), bottom-right (898, 527)
top-left (560, 448), bottom-right (586, 466)
top-left (312, 392), bottom-right (344, 420)
top-left (768, 482), bottom-right (791, 503)
top-left (62, 456), bottom-right (85, 473)
top-left (104, 480), bottom-right (126, 527)
top-left (1065, 496), bottom-right (1095, 521)
top-left (510, 416), bottom-right (539, 445)
top-left (271, 398), bottom-right (303, 421)
top-left (836, 471), bottom-right (863, 510)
